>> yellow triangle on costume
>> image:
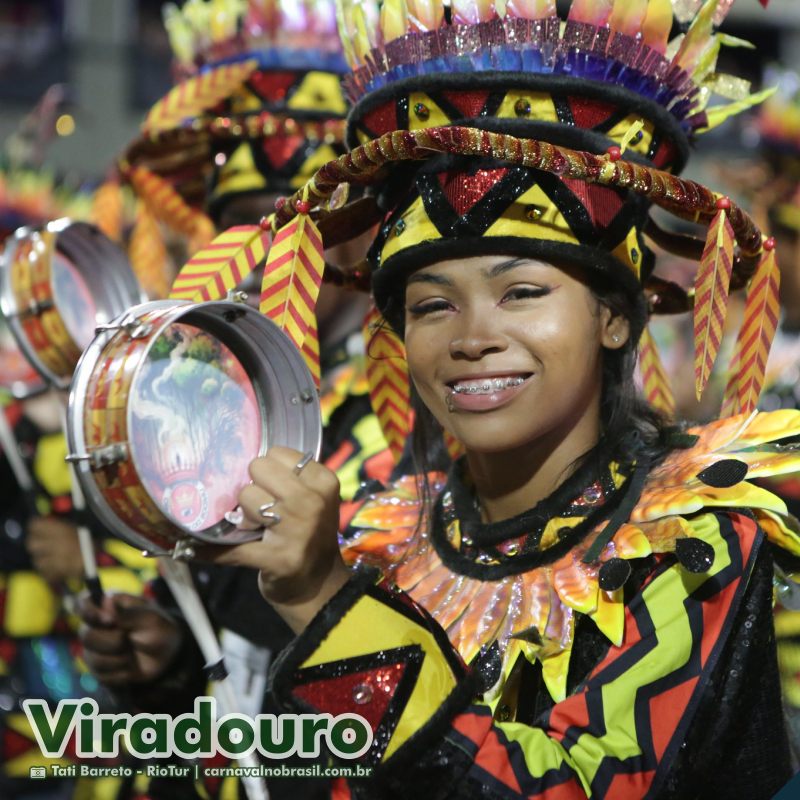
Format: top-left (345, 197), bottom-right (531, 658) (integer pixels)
top-left (408, 92), bottom-right (452, 130)
top-left (609, 116), bottom-right (654, 159)
top-left (495, 91), bottom-right (559, 122)
top-left (592, 587), bottom-right (625, 646)
top-left (487, 182), bottom-right (577, 243)
top-left (229, 84), bottom-right (268, 116)
top-left (612, 226), bottom-right (643, 279)
top-left (215, 142), bottom-right (269, 197)
top-left (541, 633), bottom-right (573, 703)
top-left (288, 71), bottom-right (348, 115)
top-left (380, 199), bottom-right (441, 263)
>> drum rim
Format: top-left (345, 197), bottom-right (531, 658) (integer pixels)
top-left (0, 219), bottom-right (145, 389)
top-left (68, 298), bottom-right (323, 555)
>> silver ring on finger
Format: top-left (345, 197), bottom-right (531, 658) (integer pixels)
top-left (259, 501), bottom-right (281, 526)
top-left (294, 451), bottom-right (314, 475)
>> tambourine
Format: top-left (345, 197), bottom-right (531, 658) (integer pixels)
top-left (66, 299), bottom-right (322, 555)
top-left (0, 219), bottom-right (144, 389)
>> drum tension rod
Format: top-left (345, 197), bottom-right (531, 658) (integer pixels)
top-left (94, 320), bottom-right (152, 339)
top-left (172, 539), bottom-right (197, 561)
top-left (12, 298), bottom-right (55, 317)
top-left (290, 389), bottom-right (317, 405)
top-left (66, 443), bottom-right (128, 469)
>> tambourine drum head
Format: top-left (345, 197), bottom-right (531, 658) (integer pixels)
top-left (51, 251), bottom-right (97, 349)
top-left (0, 220), bottom-right (144, 388)
top-left (129, 322), bottom-right (262, 532)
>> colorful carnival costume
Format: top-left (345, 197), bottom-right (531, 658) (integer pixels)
top-left (199, 0), bottom-right (800, 796)
top-left (0, 164), bottom-right (157, 799)
top-left (0, 401), bottom-right (158, 799)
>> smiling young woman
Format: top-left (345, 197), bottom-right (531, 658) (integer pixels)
top-left (403, 256), bottom-right (632, 517)
top-left (198, 1), bottom-right (800, 798)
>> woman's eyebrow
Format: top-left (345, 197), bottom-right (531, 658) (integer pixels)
top-left (485, 257), bottom-right (528, 278)
top-left (407, 272), bottom-right (453, 286)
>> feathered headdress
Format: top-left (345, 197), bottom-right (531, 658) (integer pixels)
top-left (256, 0), bottom-right (777, 451)
top-left (126, 0), bottom-right (349, 224)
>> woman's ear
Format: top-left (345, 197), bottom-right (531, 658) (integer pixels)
top-left (599, 306), bottom-right (631, 350)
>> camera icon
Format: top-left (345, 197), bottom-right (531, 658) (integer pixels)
top-left (29, 766), bottom-right (47, 779)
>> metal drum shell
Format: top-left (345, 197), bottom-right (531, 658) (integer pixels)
top-left (67, 299), bottom-right (322, 555)
top-left (0, 219), bottom-right (144, 389)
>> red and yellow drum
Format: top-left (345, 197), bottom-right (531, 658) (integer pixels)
top-left (0, 219), bottom-right (143, 389)
top-left (67, 299), bottom-right (321, 554)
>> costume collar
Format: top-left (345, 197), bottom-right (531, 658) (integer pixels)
top-left (430, 456), bottom-right (632, 580)
top-left (345, 412), bottom-right (800, 703)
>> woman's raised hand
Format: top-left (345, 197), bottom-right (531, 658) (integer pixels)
top-left (197, 446), bottom-right (349, 634)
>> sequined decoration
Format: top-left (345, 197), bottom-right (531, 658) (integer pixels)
top-left (273, 124), bottom-right (766, 290)
top-left (437, 168), bottom-right (509, 217)
top-left (293, 659), bottom-right (406, 733)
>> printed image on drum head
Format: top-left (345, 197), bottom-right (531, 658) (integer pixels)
top-left (51, 251), bottom-right (97, 349)
top-left (129, 322), bottom-right (262, 532)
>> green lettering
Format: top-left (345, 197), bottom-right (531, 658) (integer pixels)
top-left (21, 700), bottom-right (80, 758)
top-left (129, 716), bottom-right (168, 756)
top-left (258, 715), bottom-right (296, 757)
top-left (217, 715), bottom-right (255, 756)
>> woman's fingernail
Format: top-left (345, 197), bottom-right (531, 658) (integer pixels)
top-left (225, 507), bottom-right (244, 526)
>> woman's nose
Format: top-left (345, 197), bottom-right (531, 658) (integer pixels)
top-left (448, 311), bottom-right (506, 359)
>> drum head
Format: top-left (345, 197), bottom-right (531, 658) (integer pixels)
top-left (51, 250), bottom-right (98, 349)
top-left (129, 322), bottom-right (263, 533)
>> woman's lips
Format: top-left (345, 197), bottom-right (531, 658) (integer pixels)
top-left (446, 373), bottom-right (532, 412)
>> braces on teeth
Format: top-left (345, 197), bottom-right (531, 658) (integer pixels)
top-left (452, 376), bottom-right (526, 394)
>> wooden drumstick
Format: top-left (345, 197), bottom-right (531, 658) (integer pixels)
top-left (0, 402), bottom-right (37, 509)
top-left (56, 397), bottom-right (104, 605)
top-left (159, 557), bottom-right (270, 800)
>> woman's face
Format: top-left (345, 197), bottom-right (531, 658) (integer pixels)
top-left (403, 256), bottom-right (629, 455)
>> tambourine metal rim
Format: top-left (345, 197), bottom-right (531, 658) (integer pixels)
top-left (67, 299), bottom-right (323, 555)
top-left (0, 219), bottom-right (145, 389)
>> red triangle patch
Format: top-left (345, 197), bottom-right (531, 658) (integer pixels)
top-left (441, 90), bottom-right (490, 120)
top-left (0, 638), bottom-right (16, 667)
top-left (567, 96), bottom-right (617, 131)
top-left (247, 70), bottom-right (300, 103)
top-left (652, 138), bottom-right (678, 170)
top-left (262, 134), bottom-right (306, 169)
top-left (294, 662), bottom-right (407, 732)
top-left (360, 101), bottom-right (398, 137)
top-left (561, 177), bottom-right (624, 230)
top-left (3, 727), bottom-right (34, 761)
top-left (437, 168), bottom-right (508, 217)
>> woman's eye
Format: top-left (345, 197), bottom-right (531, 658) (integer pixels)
top-left (501, 286), bottom-right (549, 303)
top-left (406, 299), bottom-right (453, 316)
